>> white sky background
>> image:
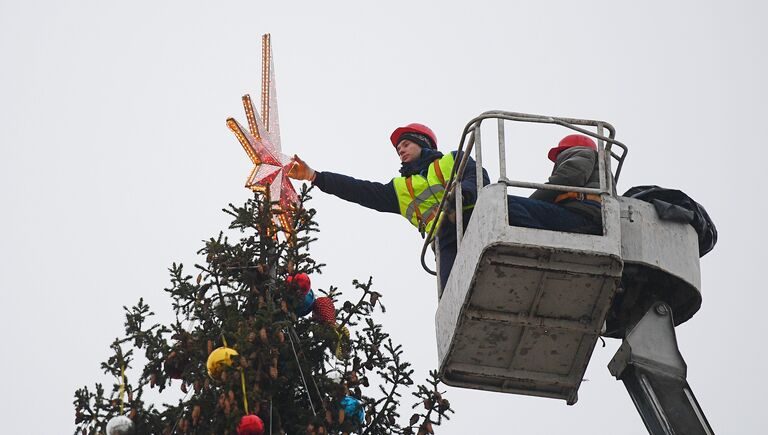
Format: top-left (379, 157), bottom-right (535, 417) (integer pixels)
top-left (1, 1), bottom-right (766, 433)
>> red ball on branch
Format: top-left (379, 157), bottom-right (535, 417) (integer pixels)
top-left (313, 297), bottom-right (336, 325)
top-left (237, 414), bottom-right (265, 435)
top-left (286, 273), bottom-right (311, 295)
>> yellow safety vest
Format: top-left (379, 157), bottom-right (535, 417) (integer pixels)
top-left (393, 153), bottom-right (458, 235)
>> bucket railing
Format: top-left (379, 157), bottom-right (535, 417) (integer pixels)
top-left (421, 110), bottom-right (629, 285)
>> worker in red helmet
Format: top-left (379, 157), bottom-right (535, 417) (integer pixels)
top-left (289, 123), bottom-right (490, 289)
top-left (505, 134), bottom-right (603, 233)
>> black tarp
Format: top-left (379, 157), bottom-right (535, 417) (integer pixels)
top-left (623, 185), bottom-right (717, 257)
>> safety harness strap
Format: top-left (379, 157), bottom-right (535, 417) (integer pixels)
top-left (405, 177), bottom-right (424, 223)
top-left (422, 204), bottom-right (439, 228)
top-left (432, 160), bottom-right (446, 187)
top-left (554, 191), bottom-right (602, 204)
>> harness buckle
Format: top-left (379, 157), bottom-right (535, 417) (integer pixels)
top-left (554, 191), bottom-right (602, 204)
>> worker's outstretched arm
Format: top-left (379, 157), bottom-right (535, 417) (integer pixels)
top-left (314, 172), bottom-right (399, 214)
top-left (289, 155), bottom-right (399, 214)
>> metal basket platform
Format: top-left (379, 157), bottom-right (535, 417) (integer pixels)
top-left (435, 183), bottom-right (623, 404)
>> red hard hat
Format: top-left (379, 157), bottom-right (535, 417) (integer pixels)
top-left (547, 134), bottom-right (597, 162)
top-left (390, 123), bottom-right (438, 149)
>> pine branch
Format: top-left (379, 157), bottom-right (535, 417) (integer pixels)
top-left (75, 190), bottom-right (456, 434)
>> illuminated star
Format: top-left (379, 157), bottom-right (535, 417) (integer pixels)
top-left (227, 34), bottom-right (298, 229)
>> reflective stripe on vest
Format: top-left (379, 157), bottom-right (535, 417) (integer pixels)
top-left (393, 153), bottom-right (459, 234)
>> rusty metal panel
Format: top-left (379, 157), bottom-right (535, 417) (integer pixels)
top-left (435, 183), bottom-right (623, 404)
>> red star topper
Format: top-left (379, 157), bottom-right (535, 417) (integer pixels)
top-left (227, 34), bottom-right (298, 231)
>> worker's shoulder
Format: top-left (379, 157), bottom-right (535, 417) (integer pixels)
top-left (447, 150), bottom-right (471, 160)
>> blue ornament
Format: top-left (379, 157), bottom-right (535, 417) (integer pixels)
top-left (296, 289), bottom-right (315, 317)
top-left (340, 396), bottom-right (365, 424)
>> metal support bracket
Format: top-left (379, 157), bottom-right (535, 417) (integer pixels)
top-left (608, 302), bottom-right (714, 435)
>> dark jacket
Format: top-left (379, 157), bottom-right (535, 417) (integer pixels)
top-left (622, 185), bottom-right (717, 257)
top-left (313, 150), bottom-right (490, 246)
top-left (529, 147), bottom-right (602, 222)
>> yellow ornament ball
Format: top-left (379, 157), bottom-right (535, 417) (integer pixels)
top-left (206, 346), bottom-right (239, 380)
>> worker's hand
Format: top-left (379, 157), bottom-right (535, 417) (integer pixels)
top-left (445, 209), bottom-right (456, 224)
top-left (288, 154), bottom-right (316, 182)
top-left (444, 188), bottom-right (457, 223)
top-left (444, 189), bottom-right (456, 210)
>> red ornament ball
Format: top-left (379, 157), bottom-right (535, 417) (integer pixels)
top-left (237, 414), bottom-right (264, 435)
top-left (294, 273), bottom-right (311, 294)
top-left (287, 273), bottom-right (312, 295)
top-left (313, 297), bottom-right (336, 325)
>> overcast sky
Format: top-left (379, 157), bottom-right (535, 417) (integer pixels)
top-left (1, 1), bottom-right (766, 433)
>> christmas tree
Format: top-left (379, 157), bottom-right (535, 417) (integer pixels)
top-left (73, 187), bottom-right (454, 435)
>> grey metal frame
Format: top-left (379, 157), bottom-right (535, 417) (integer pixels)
top-left (423, 110), bottom-right (628, 287)
top-left (432, 111), bottom-right (626, 404)
top-left (435, 182), bottom-right (624, 403)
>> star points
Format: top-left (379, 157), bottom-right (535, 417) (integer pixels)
top-left (227, 34), bottom-right (298, 231)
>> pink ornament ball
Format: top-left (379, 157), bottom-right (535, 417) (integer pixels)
top-left (237, 414), bottom-right (265, 435)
